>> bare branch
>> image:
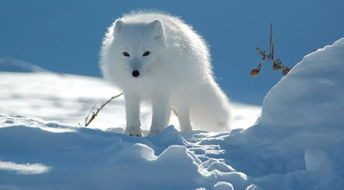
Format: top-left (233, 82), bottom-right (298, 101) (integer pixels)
top-left (251, 24), bottom-right (292, 77)
top-left (84, 92), bottom-right (124, 127)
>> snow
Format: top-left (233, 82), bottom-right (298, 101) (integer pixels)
top-left (1, 38), bottom-right (344, 189)
top-left (0, 72), bottom-right (261, 131)
top-left (224, 38), bottom-right (344, 189)
top-left (213, 181), bottom-right (234, 190)
top-left (0, 161), bottom-right (50, 175)
top-left (261, 38), bottom-right (344, 127)
top-left (0, 116), bottom-right (251, 190)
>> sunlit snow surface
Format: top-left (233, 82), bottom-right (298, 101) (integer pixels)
top-left (0, 72), bottom-right (261, 131)
top-left (1, 38), bottom-right (344, 190)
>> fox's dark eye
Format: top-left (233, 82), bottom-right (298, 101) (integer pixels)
top-left (143, 51), bottom-right (150, 56)
top-left (123, 52), bottom-right (130, 57)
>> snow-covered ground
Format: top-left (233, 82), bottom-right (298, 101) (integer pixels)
top-left (0, 38), bottom-right (343, 189)
top-left (0, 72), bottom-right (261, 132)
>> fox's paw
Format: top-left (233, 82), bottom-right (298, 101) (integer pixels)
top-left (124, 127), bottom-right (142, 137)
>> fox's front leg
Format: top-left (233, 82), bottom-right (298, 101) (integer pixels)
top-left (149, 95), bottom-right (171, 135)
top-left (124, 92), bottom-right (142, 136)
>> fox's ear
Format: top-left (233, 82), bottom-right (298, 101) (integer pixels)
top-left (148, 20), bottom-right (165, 40)
top-left (113, 20), bottom-right (123, 36)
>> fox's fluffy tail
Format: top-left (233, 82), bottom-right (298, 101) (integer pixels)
top-left (190, 80), bottom-right (231, 132)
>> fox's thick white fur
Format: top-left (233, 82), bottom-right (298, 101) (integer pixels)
top-left (100, 12), bottom-right (231, 136)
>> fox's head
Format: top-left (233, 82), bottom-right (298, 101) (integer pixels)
top-left (110, 19), bottom-right (166, 78)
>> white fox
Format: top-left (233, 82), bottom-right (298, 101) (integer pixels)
top-left (100, 12), bottom-right (231, 136)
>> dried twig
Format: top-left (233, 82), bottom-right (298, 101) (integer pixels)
top-left (84, 92), bottom-right (123, 127)
top-left (251, 24), bottom-right (292, 77)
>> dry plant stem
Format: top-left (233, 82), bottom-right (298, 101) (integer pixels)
top-left (251, 24), bottom-right (292, 76)
top-left (84, 92), bottom-right (124, 127)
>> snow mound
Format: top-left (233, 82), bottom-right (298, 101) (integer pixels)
top-left (0, 115), bottom-right (253, 190)
top-left (0, 58), bottom-right (46, 72)
top-left (261, 38), bottom-right (344, 127)
top-left (225, 38), bottom-right (344, 189)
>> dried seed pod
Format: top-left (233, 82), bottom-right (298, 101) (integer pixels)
top-left (253, 25), bottom-right (293, 78)
top-left (282, 67), bottom-right (291, 76)
top-left (272, 63), bottom-right (282, 70)
top-left (250, 69), bottom-right (260, 76)
top-left (256, 47), bottom-right (265, 55)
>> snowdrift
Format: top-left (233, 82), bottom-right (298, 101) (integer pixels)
top-left (0, 115), bottom-right (250, 190)
top-left (1, 38), bottom-right (344, 190)
top-left (261, 38), bottom-right (344, 128)
top-left (226, 38), bottom-right (344, 189)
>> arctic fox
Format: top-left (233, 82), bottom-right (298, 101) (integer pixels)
top-left (100, 12), bottom-right (231, 136)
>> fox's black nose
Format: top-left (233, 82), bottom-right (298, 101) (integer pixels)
top-left (132, 70), bottom-right (140, 77)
